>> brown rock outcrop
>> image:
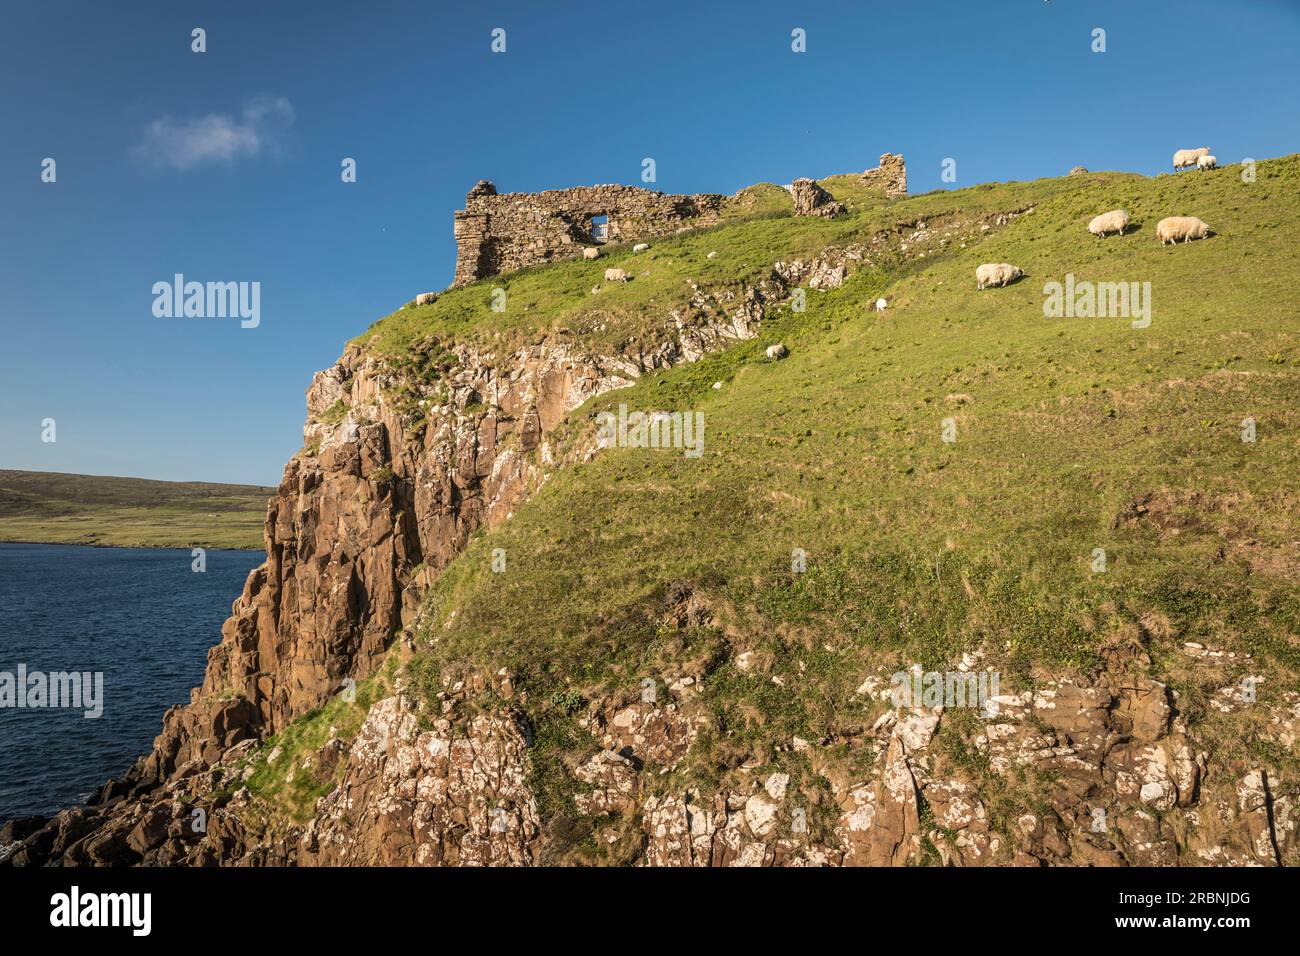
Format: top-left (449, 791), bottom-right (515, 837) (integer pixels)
top-left (790, 178), bottom-right (845, 218)
top-left (300, 693), bottom-right (540, 866)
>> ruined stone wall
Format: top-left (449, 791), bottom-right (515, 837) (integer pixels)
top-left (862, 152), bottom-right (907, 197)
top-left (452, 180), bottom-right (726, 286)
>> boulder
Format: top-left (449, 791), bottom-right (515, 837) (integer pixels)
top-left (790, 178), bottom-right (846, 218)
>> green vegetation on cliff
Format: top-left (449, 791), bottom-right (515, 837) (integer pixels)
top-left (265, 157), bottom-right (1300, 860)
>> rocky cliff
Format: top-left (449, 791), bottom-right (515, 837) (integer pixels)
top-left (6, 170), bottom-right (1298, 868)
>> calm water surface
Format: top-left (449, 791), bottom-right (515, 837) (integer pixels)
top-left (0, 542), bottom-right (261, 821)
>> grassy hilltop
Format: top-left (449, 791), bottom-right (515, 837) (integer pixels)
top-left (258, 156), bottom-right (1300, 852)
top-left (0, 470), bottom-right (273, 550)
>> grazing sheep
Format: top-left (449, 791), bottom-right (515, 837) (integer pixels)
top-left (1196, 154), bottom-right (1218, 170)
top-left (582, 247), bottom-right (601, 260)
top-left (1156, 216), bottom-right (1213, 245)
top-left (632, 243), bottom-right (650, 252)
top-left (1087, 209), bottom-right (1130, 237)
top-left (604, 268), bottom-right (629, 282)
top-left (874, 298), bottom-right (888, 312)
top-left (975, 263), bottom-right (1024, 290)
top-left (706, 251), bottom-right (718, 259)
top-left (766, 343), bottom-right (788, 361)
top-left (415, 292), bottom-right (437, 306)
top-left (1173, 147), bottom-right (1210, 170)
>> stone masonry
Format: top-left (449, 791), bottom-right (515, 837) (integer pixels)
top-left (452, 180), bottom-right (727, 286)
top-left (451, 155), bottom-right (906, 287)
top-left (863, 152), bottom-right (907, 197)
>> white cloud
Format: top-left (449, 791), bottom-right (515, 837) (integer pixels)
top-left (131, 95), bottom-right (295, 170)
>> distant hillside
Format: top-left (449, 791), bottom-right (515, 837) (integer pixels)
top-left (0, 470), bottom-right (273, 550)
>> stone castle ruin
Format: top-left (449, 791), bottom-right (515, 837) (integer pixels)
top-left (452, 181), bottom-right (726, 286)
top-left (451, 153), bottom-right (906, 287)
top-left (862, 152), bottom-right (907, 198)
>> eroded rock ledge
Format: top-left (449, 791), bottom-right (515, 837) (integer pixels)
top-left (10, 633), bottom-right (1295, 867)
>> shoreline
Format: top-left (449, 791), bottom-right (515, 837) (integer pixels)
top-left (0, 537), bottom-right (264, 554)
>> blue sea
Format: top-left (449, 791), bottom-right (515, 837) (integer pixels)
top-left (0, 543), bottom-right (262, 822)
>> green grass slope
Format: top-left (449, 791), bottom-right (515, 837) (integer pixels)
top-left (417, 157), bottom-right (1298, 661)
top-left (0, 470), bottom-right (274, 550)
top-left (407, 157), bottom-right (1300, 823)
top-left (256, 157), bottom-right (1300, 844)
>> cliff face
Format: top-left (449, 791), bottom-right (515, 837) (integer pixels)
top-left (142, 339), bottom-right (655, 785)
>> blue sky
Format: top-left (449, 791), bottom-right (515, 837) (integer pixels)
top-left (2, 0), bottom-right (1297, 485)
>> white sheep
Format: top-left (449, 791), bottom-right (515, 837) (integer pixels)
top-left (1087, 209), bottom-right (1130, 237)
top-left (1156, 216), bottom-right (1213, 245)
top-left (582, 247), bottom-right (601, 260)
top-left (415, 292), bottom-right (437, 306)
top-left (1173, 147), bottom-right (1210, 170)
top-left (632, 243), bottom-right (650, 252)
top-left (766, 343), bottom-right (788, 361)
top-left (975, 263), bottom-right (1023, 289)
top-left (874, 297), bottom-right (888, 312)
top-left (603, 268), bottom-right (629, 282)
top-left (1196, 154), bottom-right (1218, 170)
